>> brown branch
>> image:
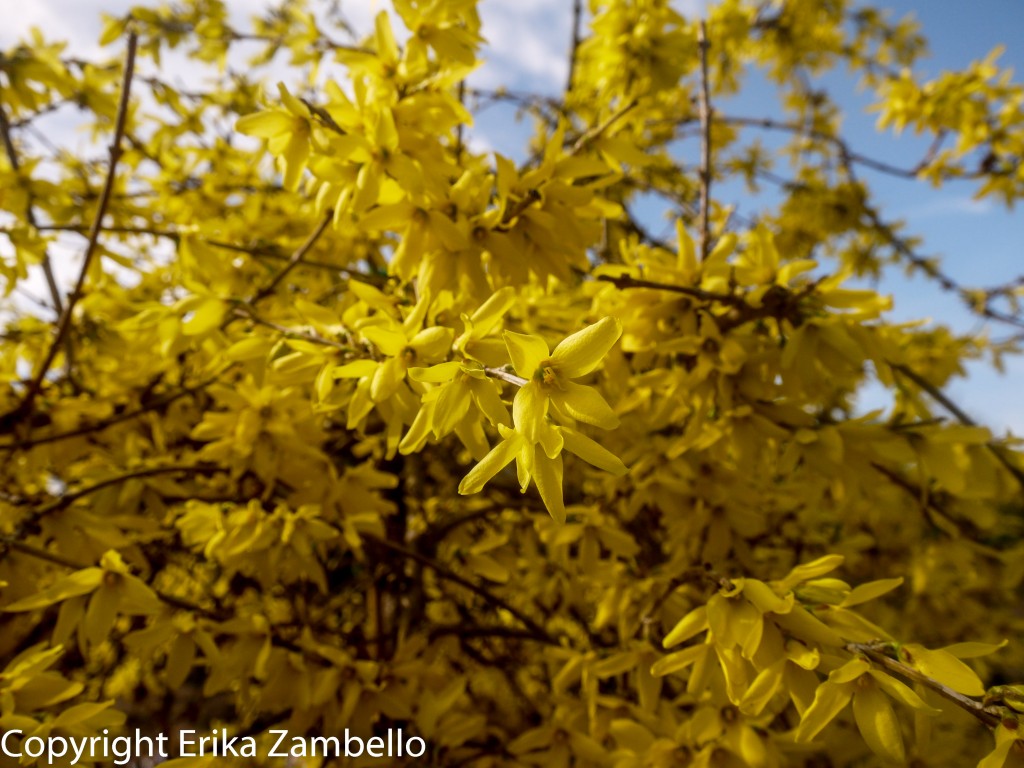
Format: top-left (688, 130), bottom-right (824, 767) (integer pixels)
top-left (696, 21), bottom-right (713, 261)
top-left (249, 209), bottom-right (334, 304)
top-left (29, 465), bottom-right (224, 520)
top-left (484, 367), bottom-right (528, 387)
top-left (566, 0), bottom-right (583, 95)
top-left (718, 115), bottom-right (943, 179)
top-left (0, 535), bottom-right (227, 620)
top-left (890, 363), bottom-right (1024, 491)
top-left (0, 464), bottom-right (225, 572)
top-left (0, 376), bottom-right (220, 452)
top-left (596, 273), bottom-right (743, 305)
top-left (234, 306), bottom-right (350, 350)
top-left (847, 642), bottom-right (1003, 729)
top-left (0, 31), bottom-right (139, 432)
top-left (15, 223), bottom-right (385, 284)
top-left (570, 97), bottom-right (637, 155)
top-left (430, 624), bottom-right (559, 645)
top-left (0, 99), bottom-right (63, 314)
top-left (363, 533), bottom-right (555, 644)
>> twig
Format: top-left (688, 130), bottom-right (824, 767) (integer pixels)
top-left (718, 115), bottom-right (945, 180)
top-left (696, 21), bottom-right (713, 261)
top-left (0, 100), bottom-right (63, 314)
top-left (249, 210), bottom-right (334, 304)
top-left (596, 273), bottom-right (743, 305)
top-left (484, 367), bottom-right (528, 387)
top-left (0, 464), bottom-right (225, 569)
top-left (0, 371), bottom-right (224, 452)
top-left (570, 97), bottom-right (637, 155)
top-left (566, 0), bottom-right (583, 95)
top-left (890, 363), bottom-right (1024, 491)
top-left (364, 533), bottom-right (555, 644)
top-left (847, 642), bottom-right (1003, 729)
top-left (0, 536), bottom-right (226, 620)
top-left (0, 31), bottom-right (139, 432)
top-left (233, 306), bottom-right (350, 350)
top-left (16, 223), bottom-right (385, 284)
top-left (29, 465), bottom-right (224, 520)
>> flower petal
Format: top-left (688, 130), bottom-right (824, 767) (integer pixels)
top-left (550, 317), bottom-right (622, 378)
top-left (852, 683), bottom-right (905, 763)
top-left (513, 382), bottom-right (549, 443)
top-left (532, 450), bottom-right (565, 523)
top-left (560, 427), bottom-right (627, 475)
top-left (795, 681), bottom-right (853, 742)
top-left (503, 331), bottom-right (549, 378)
top-left (459, 434), bottom-right (521, 495)
top-left (551, 381), bottom-right (618, 430)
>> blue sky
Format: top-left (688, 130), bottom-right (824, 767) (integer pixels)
top-left (2, 0), bottom-right (1021, 432)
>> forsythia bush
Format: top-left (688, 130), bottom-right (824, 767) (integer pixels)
top-left (2, 0), bottom-right (1024, 765)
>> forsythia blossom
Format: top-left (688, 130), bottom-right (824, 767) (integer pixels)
top-left (458, 317), bottom-right (627, 522)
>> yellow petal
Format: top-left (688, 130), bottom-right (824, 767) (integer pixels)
top-left (651, 644), bottom-right (706, 676)
top-left (532, 450), bottom-right (565, 523)
top-left (469, 378), bottom-right (511, 427)
top-left (740, 661), bottom-right (785, 715)
top-left (867, 671), bottom-right (941, 713)
top-left (796, 681), bottom-right (853, 742)
top-left (370, 356), bottom-right (404, 401)
top-left (182, 298), bottom-right (227, 336)
top-left (459, 434), bottom-right (521, 495)
top-left (550, 316), bottom-right (622, 378)
top-left (504, 330), bottom-right (548, 378)
top-left (853, 682), bottom-right (905, 763)
top-left (663, 605), bottom-right (708, 648)
top-left (513, 382), bottom-right (549, 443)
top-left (560, 427), bottom-right (627, 475)
top-left (236, 110), bottom-right (293, 138)
top-left (409, 326), bottom-right (454, 361)
top-left (362, 324), bottom-right (408, 357)
top-left (742, 579), bottom-right (794, 615)
top-left (840, 577), bottom-right (904, 607)
top-left (776, 555), bottom-right (845, 592)
top-left (333, 360), bottom-right (379, 379)
top-left (5, 569), bottom-right (104, 612)
top-left (408, 361), bottom-right (463, 383)
top-left (469, 287), bottom-right (517, 338)
top-left (898, 645), bottom-right (985, 697)
top-left (940, 640), bottom-right (1008, 659)
top-left (550, 381), bottom-right (618, 429)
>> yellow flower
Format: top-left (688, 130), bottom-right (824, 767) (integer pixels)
top-left (504, 316), bottom-right (622, 443)
top-left (795, 657), bottom-right (938, 763)
top-left (236, 83), bottom-right (311, 191)
top-left (458, 317), bottom-right (627, 522)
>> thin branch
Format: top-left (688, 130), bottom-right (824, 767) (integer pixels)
top-left (718, 115), bottom-right (944, 179)
top-left (430, 624), bottom-right (559, 645)
top-left (364, 533), bottom-right (555, 644)
top-left (696, 21), bottom-right (713, 261)
top-left (848, 642), bottom-right (1003, 729)
top-left (233, 305), bottom-right (351, 350)
top-left (28, 465), bottom-right (224, 520)
top-left (891, 362), bottom-right (1024, 491)
top-left (565, 0), bottom-right (583, 95)
top-left (0, 98), bottom-right (64, 314)
top-left (250, 209), bottom-right (334, 304)
top-left (484, 367), bottom-right (528, 387)
top-left (0, 371), bottom-right (224, 452)
top-left (0, 536), bottom-right (226, 620)
top-left (16, 223), bottom-right (385, 284)
top-left (570, 97), bottom-right (637, 155)
top-left (0, 31), bottom-right (139, 432)
top-left (0, 465), bottom-right (225, 571)
top-left (596, 273), bottom-right (743, 305)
